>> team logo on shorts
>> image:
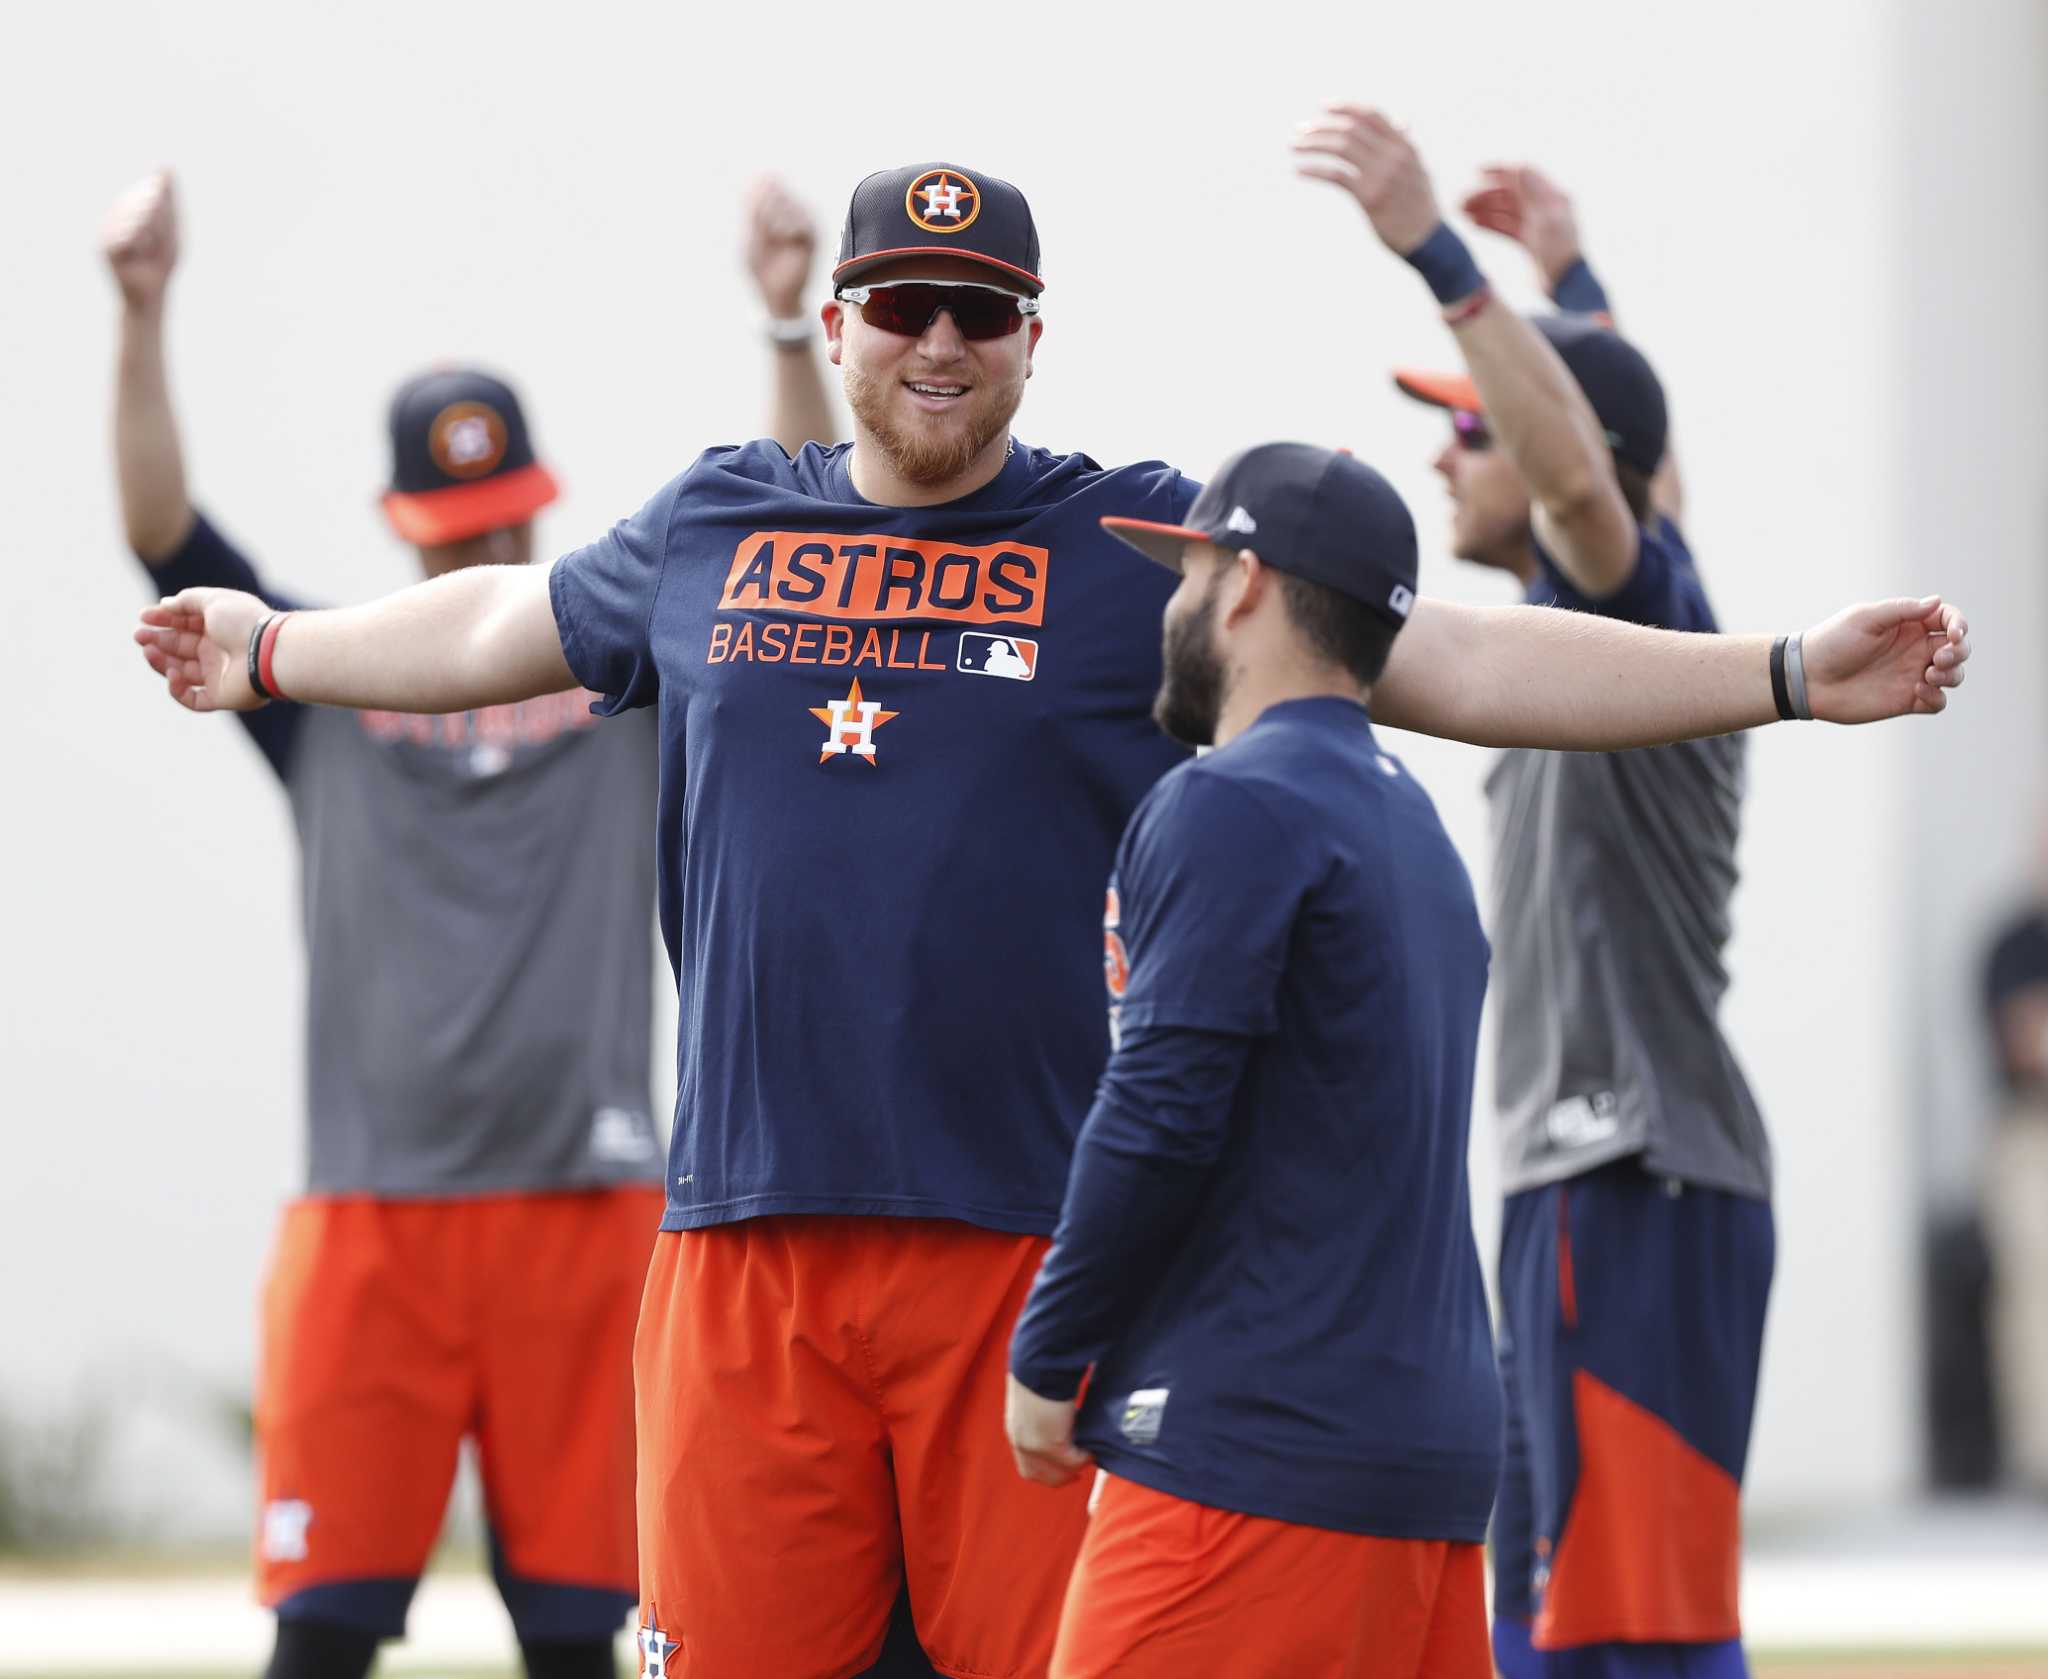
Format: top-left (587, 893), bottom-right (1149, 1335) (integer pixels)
top-left (261, 1498), bottom-right (313, 1562)
top-left (810, 677), bottom-right (899, 766)
top-left (957, 632), bottom-right (1038, 681)
top-left (904, 168), bottom-right (981, 234)
top-left (428, 401), bottom-right (508, 479)
top-left (638, 1606), bottom-right (680, 1679)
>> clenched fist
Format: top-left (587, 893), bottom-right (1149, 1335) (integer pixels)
top-left (102, 169), bottom-right (180, 313)
top-left (745, 176), bottom-right (818, 321)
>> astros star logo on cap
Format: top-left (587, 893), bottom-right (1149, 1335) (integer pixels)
top-left (428, 401), bottom-right (509, 480)
top-left (905, 168), bottom-right (980, 234)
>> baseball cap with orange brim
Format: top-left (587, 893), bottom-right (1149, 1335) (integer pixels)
top-left (834, 162), bottom-right (1044, 295)
top-left (380, 367), bottom-right (560, 546)
top-left (1393, 314), bottom-right (1669, 477)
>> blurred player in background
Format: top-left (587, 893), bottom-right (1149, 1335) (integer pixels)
top-left (1979, 830), bottom-right (2048, 1496)
top-left (1008, 445), bottom-right (1498, 1679)
top-left (102, 169), bottom-right (666, 1679)
top-left (132, 151), bottom-right (1967, 1679)
top-left (1298, 109), bottom-right (1776, 1679)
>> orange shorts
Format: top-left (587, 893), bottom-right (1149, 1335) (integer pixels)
top-left (632, 1216), bottom-right (1093, 1679)
top-left (255, 1186), bottom-right (662, 1639)
top-left (1051, 1473), bottom-right (1490, 1679)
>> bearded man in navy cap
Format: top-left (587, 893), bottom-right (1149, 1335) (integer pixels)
top-left (1008, 444), bottom-right (1500, 1678)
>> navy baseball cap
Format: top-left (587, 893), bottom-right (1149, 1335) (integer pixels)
top-left (834, 162), bottom-right (1044, 295)
top-left (1393, 314), bottom-right (1668, 477)
top-left (1100, 443), bottom-right (1419, 628)
top-left (381, 367), bottom-right (559, 546)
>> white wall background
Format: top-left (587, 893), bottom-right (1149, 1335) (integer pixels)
top-left (1, 0), bottom-right (2040, 1539)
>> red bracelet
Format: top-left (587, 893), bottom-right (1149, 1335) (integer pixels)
top-left (257, 612), bottom-right (291, 702)
top-left (1442, 283), bottom-right (1494, 328)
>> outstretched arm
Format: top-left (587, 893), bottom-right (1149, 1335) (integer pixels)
top-left (135, 565), bottom-right (573, 715)
top-left (1376, 594), bottom-right (1969, 749)
top-left (747, 177), bottom-right (842, 454)
top-left (104, 170), bottom-right (195, 562)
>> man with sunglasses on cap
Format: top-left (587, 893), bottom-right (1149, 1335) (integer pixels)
top-left (102, 170), bottom-right (667, 1679)
top-left (1006, 443), bottom-right (1498, 1678)
top-left (1298, 110), bottom-right (1780, 1679)
top-left (134, 154), bottom-right (1966, 1679)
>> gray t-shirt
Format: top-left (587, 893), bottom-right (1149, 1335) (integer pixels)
top-left (152, 514), bottom-right (663, 1197)
top-left (288, 699), bottom-right (661, 1195)
top-left (1488, 522), bottom-right (1771, 1201)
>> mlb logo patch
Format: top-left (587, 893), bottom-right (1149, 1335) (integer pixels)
top-left (1121, 1387), bottom-right (1169, 1445)
top-left (957, 632), bottom-right (1038, 681)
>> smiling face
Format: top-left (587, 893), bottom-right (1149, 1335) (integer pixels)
top-left (825, 254), bottom-right (1042, 496)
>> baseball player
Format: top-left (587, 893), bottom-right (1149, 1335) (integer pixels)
top-left (103, 170), bottom-right (666, 1679)
top-left (133, 158), bottom-right (1968, 1679)
top-left (1006, 443), bottom-right (1498, 1678)
top-left (1296, 107), bottom-right (1782, 1678)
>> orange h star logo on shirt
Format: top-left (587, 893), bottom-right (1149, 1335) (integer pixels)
top-left (809, 677), bottom-right (899, 766)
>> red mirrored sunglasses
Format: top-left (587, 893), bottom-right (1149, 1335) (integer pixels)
top-left (836, 280), bottom-right (1040, 342)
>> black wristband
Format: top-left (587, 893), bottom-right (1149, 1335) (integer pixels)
top-left (248, 614), bottom-right (276, 701)
top-left (1768, 635), bottom-right (1794, 721)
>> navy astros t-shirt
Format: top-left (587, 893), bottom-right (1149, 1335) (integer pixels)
top-left (549, 440), bottom-right (1195, 1233)
top-left (1057, 700), bottom-right (1502, 1539)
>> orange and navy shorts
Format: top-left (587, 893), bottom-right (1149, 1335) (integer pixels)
top-left (632, 1215), bottom-right (1094, 1679)
top-left (254, 1186), bottom-right (662, 1640)
top-left (1493, 1160), bottom-right (1775, 1654)
top-left (1051, 1473), bottom-right (1489, 1679)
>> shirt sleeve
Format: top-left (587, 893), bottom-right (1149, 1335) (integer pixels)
top-left (1533, 517), bottom-right (1716, 634)
top-left (1008, 1024), bottom-right (1252, 1399)
top-left (547, 474), bottom-right (684, 715)
top-left (140, 511), bottom-right (307, 782)
top-left (1114, 768), bottom-right (1315, 1037)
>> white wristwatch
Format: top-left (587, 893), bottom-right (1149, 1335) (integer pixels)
top-left (765, 317), bottom-right (815, 347)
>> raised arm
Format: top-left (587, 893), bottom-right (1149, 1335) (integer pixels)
top-left (1375, 594), bottom-right (1968, 750)
top-left (1295, 107), bottom-right (1639, 599)
top-left (747, 177), bottom-right (842, 454)
top-left (1463, 162), bottom-right (1685, 525)
top-left (135, 565), bottom-right (573, 715)
top-left (103, 170), bottom-right (195, 561)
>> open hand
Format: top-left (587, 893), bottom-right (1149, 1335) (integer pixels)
top-left (134, 587), bottom-right (267, 712)
top-left (1804, 596), bottom-right (1970, 723)
top-left (1462, 164), bottom-right (1582, 290)
top-left (1006, 1374), bottom-right (1092, 1488)
top-left (102, 169), bottom-right (181, 312)
top-left (1292, 103), bottom-right (1441, 257)
top-left (745, 176), bottom-right (818, 320)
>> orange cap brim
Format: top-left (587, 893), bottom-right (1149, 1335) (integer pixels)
top-left (1099, 516), bottom-right (1213, 572)
top-left (382, 461), bottom-right (560, 546)
top-left (1392, 369), bottom-right (1484, 413)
